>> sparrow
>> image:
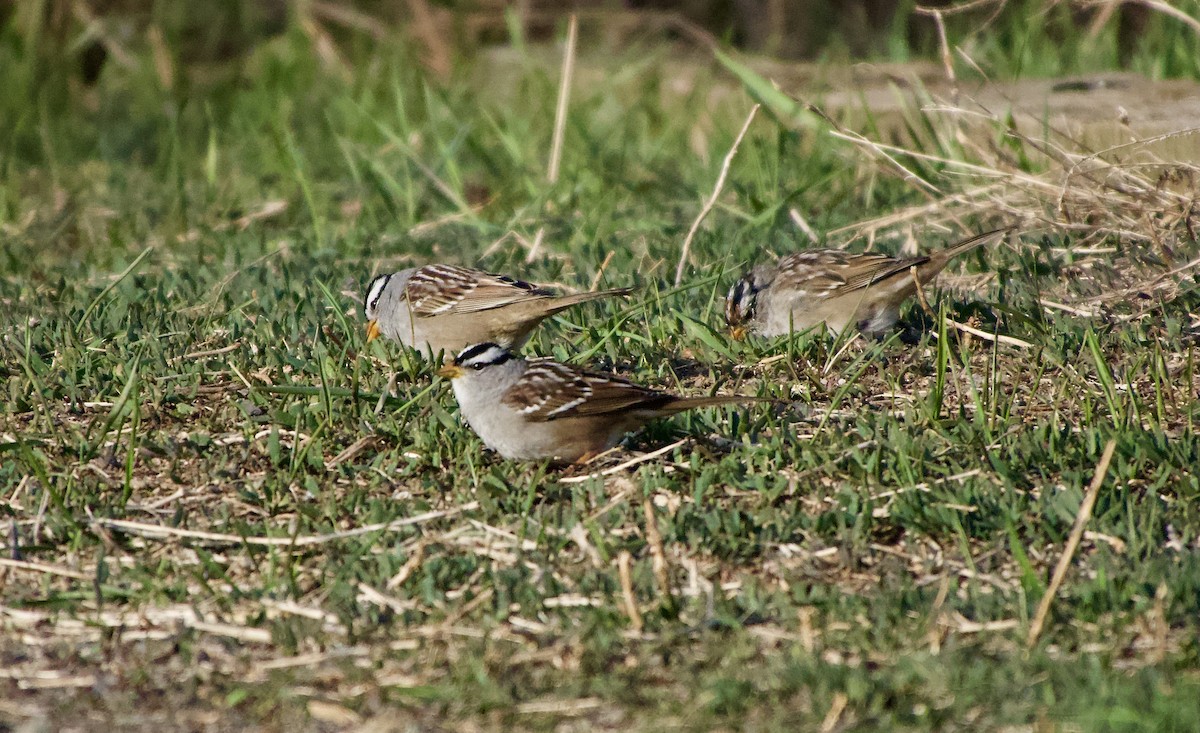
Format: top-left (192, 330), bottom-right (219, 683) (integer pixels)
top-left (725, 229), bottom-right (1009, 339)
top-left (437, 342), bottom-right (758, 462)
top-left (364, 264), bottom-right (632, 355)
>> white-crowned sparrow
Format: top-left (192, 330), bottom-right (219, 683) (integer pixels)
top-left (364, 264), bottom-right (632, 355)
top-left (436, 342), bottom-right (758, 462)
top-left (725, 229), bottom-right (1009, 339)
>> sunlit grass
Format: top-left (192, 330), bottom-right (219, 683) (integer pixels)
top-left (2, 6), bottom-right (1200, 730)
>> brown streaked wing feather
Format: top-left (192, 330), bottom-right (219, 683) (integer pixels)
top-left (564, 377), bottom-right (676, 418)
top-left (836, 228), bottom-right (1008, 291)
top-left (771, 252), bottom-right (852, 295)
top-left (839, 253), bottom-right (930, 291)
top-left (775, 250), bottom-right (931, 296)
top-left (837, 229), bottom-right (1009, 292)
top-left (816, 249), bottom-right (936, 292)
top-left (502, 361), bottom-right (673, 422)
top-left (771, 229), bottom-right (1006, 303)
top-left (405, 264), bottom-right (549, 316)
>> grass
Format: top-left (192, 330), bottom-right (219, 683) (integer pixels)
top-left (3, 5), bottom-right (1200, 731)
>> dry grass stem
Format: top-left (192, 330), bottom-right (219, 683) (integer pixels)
top-left (789, 207), bottom-right (820, 242)
top-left (357, 583), bottom-right (418, 613)
top-left (0, 558), bottom-right (90, 580)
top-left (515, 697), bottom-right (604, 715)
top-left (914, 0), bottom-right (1006, 17)
top-left (3, 604), bottom-right (273, 644)
top-left (167, 342), bottom-right (242, 364)
top-left (943, 318), bottom-right (1033, 348)
top-left (547, 13), bottom-right (578, 185)
top-left (926, 576), bottom-right (952, 653)
top-left (559, 438), bottom-right (688, 484)
top-left (910, 265), bottom-right (937, 318)
top-left (1027, 438), bottom-right (1118, 647)
top-left (589, 250), bottom-right (616, 291)
top-left (93, 503), bottom-right (478, 547)
top-left (386, 543), bottom-right (427, 589)
top-left (525, 226), bottom-right (546, 264)
top-left (674, 104), bottom-right (760, 285)
top-left (617, 551), bottom-right (643, 632)
top-left (820, 691), bottom-right (849, 732)
top-left (1039, 299), bottom-right (1100, 317)
top-left (826, 130), bottom-right (941, 196)
top-left (930, 9), bottom-right (957, 91)
top-left (642, 498), bottom-right (672, 598)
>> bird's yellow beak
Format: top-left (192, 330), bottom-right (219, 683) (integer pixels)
top-left (729, 325), bottom-right (747, 342)
top-left (436, 363), bottom-right (463, 379)
top-left (365, 320), bottom-right (381, 343)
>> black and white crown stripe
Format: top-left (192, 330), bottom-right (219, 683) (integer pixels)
top-left (452, 342), bottom-right (514, 369)
top-left (364, 273), bottom-right (392, 317)
top-left (725, 277), bottom-right (757, 324)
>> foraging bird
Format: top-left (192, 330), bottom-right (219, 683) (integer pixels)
top-left (364, 264), bottom-right (632, 355)
top-left (437, 342), bottom-right (758, 462)
top-left (725, 229), bottom-right (1009, 339)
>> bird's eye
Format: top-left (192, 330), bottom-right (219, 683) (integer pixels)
top-left (471, 363), bottom-right (486, 371)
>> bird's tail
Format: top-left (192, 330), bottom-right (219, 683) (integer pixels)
top-left (659, 394), bottom-right (768, 415)
top-left (933, 227), bottom-right (1011, 264)
top-left (544, 287), bottom-right (635, 313)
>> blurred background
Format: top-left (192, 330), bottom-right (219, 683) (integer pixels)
top-left (3, 0), bottom-right (1192, 91)
top-left (3, 1), bottom-right (1198, 262)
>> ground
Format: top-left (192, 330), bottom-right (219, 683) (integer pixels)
top-left (2, 9), bottom-right (1200, 732)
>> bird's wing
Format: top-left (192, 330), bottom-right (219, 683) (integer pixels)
top-left (774, 250), bottom-right (928, 296)
top-left (502, 360), bottom-right (673, 421)
top-left (406, 264), bottom-right (551, 316)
